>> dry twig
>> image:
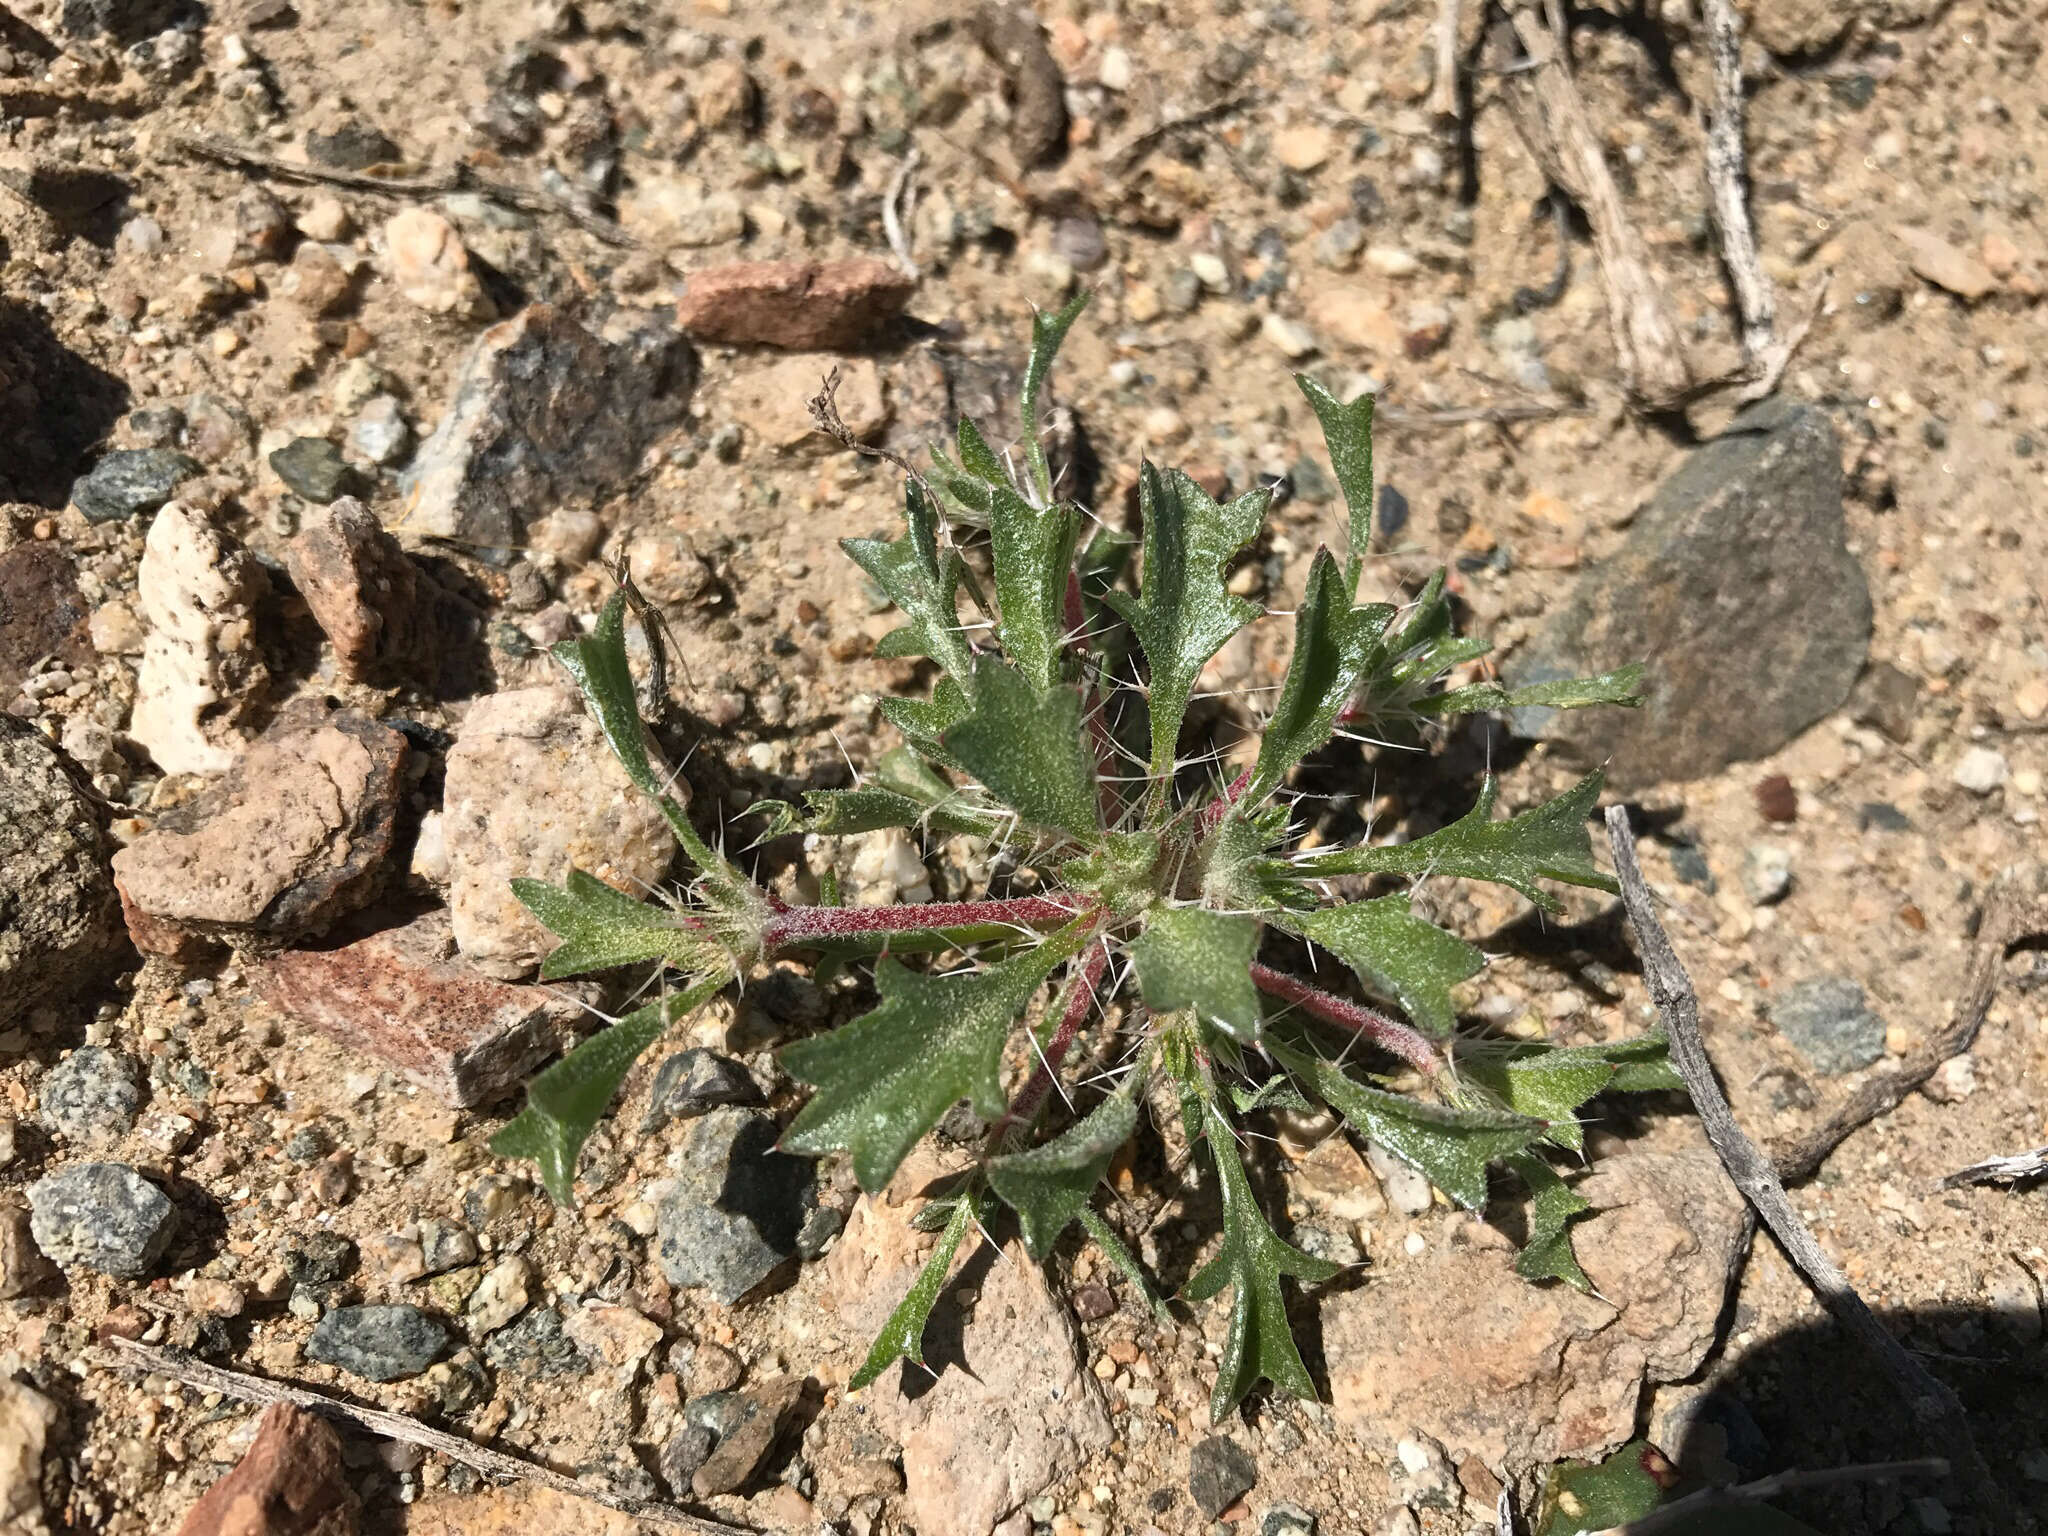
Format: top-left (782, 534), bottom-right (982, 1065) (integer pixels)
top-left (1700, 0), bottom-right (1775, 367)
top-left (106, 1339), bottom-right (749, 1533)
top-left (1602, 808), bottom-right (2015, 1532)
top-left (169, 133), bottom-right (635, 248)
top-left (1108, 97), bottom-right (1252, 174)
top-left (883, 147), bottom-right (922, 280)
top-left (1429, 0), bottom-right (1464, 120)
top-left (1590, 1458), bottom-right (1950, 1536)
top-left (1488, 7), bottom-right (1692, 410)
top-left (1942, 1144), bottom-right (2048, 1189)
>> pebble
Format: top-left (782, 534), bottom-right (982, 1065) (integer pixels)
top-left (1260, 313), bottom-right (1319, 360)
top-left (1771, 977), bottom-right (1886, 1076)
top-left (1052, 216), bottom-right (1109, 273)
top-left (307, 119), bottom-right (402, 171)
top-left (656, 1109), bottom-right (815, 1304)
top-left (467, 1254), bottom-right (535, 1335)
top-left (2015, 677), bottom-right (2048, 722)
top-left (1741, 844), bottom-right (1793, 906)
top-left (1753, 774), bottom-right (1798, 823)
top-left (688, 1377), bottom-right (804, 1498)
top-left (351, 395), bottom-right (412, 466)
top-left (1164, 268), bottom-right (1204, 312)
top-left (421, 1218), bottom-right (479, 1276)
top-left (268, 437), bottom-right (357, 503)
top-left (1262, 1506), bottom-right (1317, 1536)
top-left (39, 1047), bottom-right (143, 1145)
top-left (1893, 225), bottom-right (1996, 302)
top-left (384, 208), bottom-right (496, 321)
top-left (297, 195), bottom-right (352, 241)
top-left (1952, 746), bottom-right (2009, 795)
top-left (70, 448), bottom-right (201, 522)
top-left (1364, 246), bottom-right (1419, 278)
top-left (306, 1305), bottom-right (451, 1381)
top-left (485, 1304), bottom-right (588, 1377)
top-left (1189, 1436), bottom-right (1258, 1519)
top-left (173, 1404), bottom-right (357, 1536)
top-left (1273, 124), bottom-right (1332, 172)
top-left (0, 1380), bottom-right (58, 1532)
top-left (284, 241), bottom-right (355, 315)
top-left (1190, 252), bottom-right (1231, 293)
top-left (1314, 218), bottom-right (1366, 270)
top-left (119, 215), bottom-right (165, 254)
top-left (27, 1162), bottom-right (177, 1276)
top-left (644, 1049), bottom-right (763, 1129)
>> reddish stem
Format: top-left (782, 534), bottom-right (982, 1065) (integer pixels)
top-left (761, 896), bottom-right (1082, 949)
top-left (1248, 962), bottom-right (1440, 1074)
top-left (1001, 937), bottom-right (1113, 1132)
top-left (1199, 768), bottom-right (1255, 833)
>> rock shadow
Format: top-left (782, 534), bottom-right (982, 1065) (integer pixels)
top-left (0, 299), bottom-right (130, 507)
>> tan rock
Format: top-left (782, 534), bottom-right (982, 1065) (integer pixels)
top-left (675, 258), bottom-right (916, 350)
top-left (1981, 230), bottom-right (2021, 280)
top-left (383, 208), bottom-right (496, 321)
top-left (1323, 1147), bottom-right (1745, 1468)
top-left (1273, 124), bottom-right (1333, 172)
top-left (441, 686), bottom-right (675, 977)
top-left (173, 1405), bottom-right (359, 1536)
top-left (1893, 224), bottom-right (1996, 301)
top-left (283, 241), bottom-right (356, 316)
top-left (0, 1379), bottom-right (58, 1535)
top-left (1306, 282), bottom-right (1404, 354)
top-left (724, 354), bottom-right (889, 450)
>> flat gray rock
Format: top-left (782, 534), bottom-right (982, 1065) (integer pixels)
top-left (655, 1108), bottom-right (814, 1304)
top-left (1507, 397), bottom-right (1871, 788)
top-left (28, 1162), bottom-right (175, 1277)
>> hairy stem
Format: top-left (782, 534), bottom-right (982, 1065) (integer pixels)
top-left (1248, 963), bottom-right (1440, 1074)
top-left (761, 897), bottom-right (1083, 952)
top-left (1002, 937), bottom-right (1113, 1135)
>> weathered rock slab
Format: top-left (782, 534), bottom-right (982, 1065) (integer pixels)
top-left (674, 259), bottom-right (915, 350)
top-left (172, 1404), bottom-right (359, 1536)
top-left (1507, 397), bottom-right (1871, 788)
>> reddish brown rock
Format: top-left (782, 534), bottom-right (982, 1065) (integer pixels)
top-left (112, 703), bottom-right (408, 959)
top-left (0, 542), bottom-right (94, 696)
top-left (674, 259), bottom-right (915, 350)
top-left (284, 499), bottom-right (482, 692)
top-left (173, 1404), bottom-right (359, 1536)
top-left (259, 909), bottom-right (572, 1107)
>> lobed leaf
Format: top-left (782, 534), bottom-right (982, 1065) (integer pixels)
top-left (989, 1092), bottom-right (1139, 1260)
top-left (1103, 464), bottom-right (1266, 782)
top-left (988, 480), bottom-right (1083, 691)
top-left (843, 482), bottom-right (975, 683)
top-left (942, 659), bottom-right (1102, 841)
top-left (1245, 549), bottom-right (1394, 803)
top-left (1415, 663), bottom-right (1646, 718)
top-left (1129, 907), bottom-right (1265, 1041)
top-left (1078, 1205), bottom-right (1170, 1322)
top-left (512, 871), bottom-right (700, 981)
top-left (780, 916), bottom-right (1095, 1191)
top-left (1269, 1041), bottom-right (1545, 1209)
top-left (1507, 1151), bottom-right (1592, 1291)
top-left (1019, 292), bottom-right (1088, 504)
top-left (492, 976), bottom-right (725, 1204)
top-left (1179, 1097), bottom-right (1341, 1421)
top-left (1298, 894), bottom-right (1484, 1040)
top-left (1294, 771), bottom-right (1614, 914)
top-left (849, 1194), bottom-right (976, 1391)
top-left (1294, 375), bottom-right (1374, 586)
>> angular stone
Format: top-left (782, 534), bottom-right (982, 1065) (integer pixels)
top-left (674, 259), bottom-right (915, 350)
top-left (0, 542), bottom-right (94, 695)
top-left (655, 1108), bottom-right (814, 1304)
top-left (306, 120), bottom-right (401, 171)
top-left (1189, 1436), bottom-right (1258, 1518)
top-left (306, 1305), bottom-right (451, 1382)
top-left (39, 1046), bottom-right (143, 1145)
top-left (441, 685), bottom-right (674, 977)
top-left (383, 208), bottom-right (495, 321)
top-left (259, 909), bottom-right (572, 1108)
top-left (173, 1404), bottom-right (359, 1536)
top-left (691, 1376), bottom-right (804, 1498)
top-left (855, 1217), bottom-right (1112, 1536)
top-left (0, 1378), bottom-right (59, 1535)
top-left (1323, 1147), bottom-right (1745, 1468)
top-left (1506, 398), bottom-right (1871, 788)
top-left (27, 1161), bottom-right (176, 1276)
top-left (643, 1049), bottom-right (762, 1129)
top-left (284, 498), bottom-right (483, 693)
top-left (113, 702), bottom-right (408, 959)
top-left (1893, 225), bottom-right (1996, 302)
top-left (0, 716), bottom-right (127, 1028)
top-left (70, 447), bottom-right (201, 522)
top-left (1770, 977), bottom-right (1885, 1076)
top-left (400, 306), bottom-right (694, 551)
top-left (0, 1199), bottom-right (59, 1299)
top-left (130, 502), bottom-right (271, 776)
top-left (268, 438), bottom-right (358, 504)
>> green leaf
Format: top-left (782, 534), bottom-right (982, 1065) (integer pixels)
top-left (492, 976), bottom-right (724, 1203)
top-left (1078, 1205), bottom-right (1170, 1322)
top-left (1508, 1152), bottom-right (1592, 1291)
top-left (1103, 464), bottom-right (1266, 781)
top-left (1020, 292), bottom-right (1088, 504)
top-left (512, 871), bottom-right (700, 981)
top-left (1270, 1042), bottom-right (1545, 1209)
top-left (1536, 1443), bottom-right (1667, 1536)
top-left (1297, 771), bottom-right (1613, 914)
top-left (1179, 1097), bottom-right (1340, 1420)
top-left (1598, 1032), bottom-right (1685, 1093)
top-left (1415, 663), bottom-right (1647, 718)
top-left (880, 677), bottom-right (972, 766)
top-left (942, 659), bottom-right (1101, 840)
top-left (1299, 894), bottom-right (1484, 1040)
top-left (843, 482), bottom-right (974, 682)
top-left (989, 1093), bottom-right (1139, 1260)
top-left (1463, 1051), bottom-right (1617, 1155)
top-left (780, 918), bottom-right (1093, 1191)
top-left (1246, 549), bottom-right (1395, 802)
top-left (1129, 907), bottom-right (1264, 1041)
top-left (849, 1194), bottom-right (976, 1392)
top-left (1295, 375), bottom-right (1374, 585)
top-left (988, 481), bottom-right (1082, 691)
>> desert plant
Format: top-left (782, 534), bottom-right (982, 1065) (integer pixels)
top-left (493, 295), bottom-right (1674, 1421)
